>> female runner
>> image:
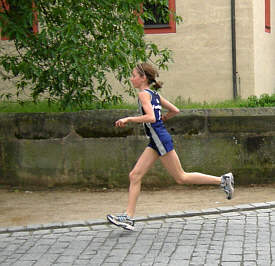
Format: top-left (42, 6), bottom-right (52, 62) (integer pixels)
top-left (107, 63), bottom-right (234, 230)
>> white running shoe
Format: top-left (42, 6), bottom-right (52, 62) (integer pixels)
top-left (221, 172), bottom-right (234, 200)
top-left (106, 213), bottom-right (135, 231)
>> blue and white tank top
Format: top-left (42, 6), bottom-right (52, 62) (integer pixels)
top-left (138, 89), bottom-right (164, 138)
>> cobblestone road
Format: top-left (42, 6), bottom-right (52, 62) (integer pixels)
top-left (1, 202), bottom-right (275, 266)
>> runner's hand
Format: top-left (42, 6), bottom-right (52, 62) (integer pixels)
top-left (115, 118), bottom-right (128, 127)
top-left (161, 114), bottom-right (167, 122)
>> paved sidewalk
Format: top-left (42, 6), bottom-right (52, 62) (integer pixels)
top-left (1, 202), bottom-right (275, 266)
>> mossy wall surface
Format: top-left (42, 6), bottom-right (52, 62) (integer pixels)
top-left (0, 108), bottom-right (274, 187)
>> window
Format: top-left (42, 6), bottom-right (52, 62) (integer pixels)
top-left (0, 0), bottom-right (38, 40)
top-left (265, 0), bottom-right (271, 33)
top-left (141, 0), bottom-right (176, 34)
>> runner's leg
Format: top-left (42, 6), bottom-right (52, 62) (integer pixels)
top-left (126, 147), bottom-right (159, 217)
top-left (159, 150), bottom-right (221, 184)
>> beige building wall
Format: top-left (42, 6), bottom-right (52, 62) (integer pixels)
top-left (0, 41), bottom-right (17, 98)
top-left (1, 1), bottom-right (274, 103)
top-left (146, 0), bottom-right (258, 103)
top-left (147, 0), bottom-right (233, 103)
top-left (234, 0), bottom-right (255, 99)
top-left (253, 0), bottom-right (275, 96)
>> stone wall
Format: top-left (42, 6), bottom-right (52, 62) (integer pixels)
top-left (0, 108), bottom-right (274, 188)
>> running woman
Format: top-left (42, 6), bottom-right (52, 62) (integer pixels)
top-left (107, 63), bottom-right (234, 230)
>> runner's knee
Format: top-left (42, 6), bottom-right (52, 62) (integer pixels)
top-left (174, 172), bottom-right (187, 185)
top-left (129, 170), bottom-right (142, 184)
top-left (175, 177), bottom-right (185, 185)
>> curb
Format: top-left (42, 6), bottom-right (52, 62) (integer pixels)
top-left (1, 201), bottom-right (275, 234)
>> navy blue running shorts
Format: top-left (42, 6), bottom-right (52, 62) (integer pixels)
top-left (148, 137), bottom-right (174, 156)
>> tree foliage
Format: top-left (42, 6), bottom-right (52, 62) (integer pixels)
top-left (0, 0), bottom-right (182, 109)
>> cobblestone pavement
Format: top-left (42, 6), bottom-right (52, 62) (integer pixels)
top-left (1, 202), bottom-right (275, 266)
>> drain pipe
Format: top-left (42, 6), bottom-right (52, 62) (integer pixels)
top-left (231, 0), bottom-right (238, 99)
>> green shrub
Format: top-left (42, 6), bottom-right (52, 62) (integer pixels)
top-left (242, 94), bottom-right (275, 107)
top-left (0, 0), bottom-right (182, 110)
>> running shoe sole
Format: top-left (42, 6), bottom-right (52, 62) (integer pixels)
top-left (106, 215), bottom-right (135, 231)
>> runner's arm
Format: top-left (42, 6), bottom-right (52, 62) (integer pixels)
top-left (115, 91), bottom-right (155, 127)
top-left (159, 95), bottom-right (180, 122)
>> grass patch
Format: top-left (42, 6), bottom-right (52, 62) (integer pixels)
top-left (0, 101), bottom-right (137, 113)
top-left (0, 94), bottom-right (274, 113)
top-left (174, 94), bottom-right (275, 109)
top-left (174, 97), bottom-right (248, 109)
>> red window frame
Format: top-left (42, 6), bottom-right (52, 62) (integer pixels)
top-left (0, 0), bottom-right (38, 40)
top-left (265, 0), bottom-right (271, 33)
top-left (139, 0), bottom-right (176, 34)
top-left (0, 0), bottom-right (9, 40)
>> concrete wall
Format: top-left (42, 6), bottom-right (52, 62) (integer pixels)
top-left (235, 0), bottom-right (255, 98)
top-left (253, 0), bottom-right (275, 96)
top-left (0, 108), bottom-right (274, 188)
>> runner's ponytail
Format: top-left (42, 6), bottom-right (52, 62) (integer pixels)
top-left (137, 63), bottom-right (164, 91)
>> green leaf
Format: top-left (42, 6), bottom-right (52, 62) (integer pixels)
top-left (0, 0), bottom-right (182, 110)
